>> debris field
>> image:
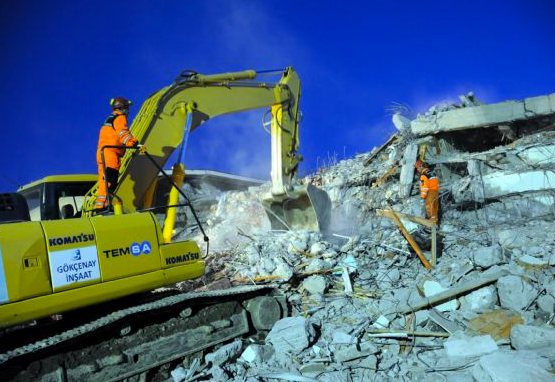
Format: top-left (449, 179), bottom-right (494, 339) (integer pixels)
top-left (169, 91), bottom-right (555, 382)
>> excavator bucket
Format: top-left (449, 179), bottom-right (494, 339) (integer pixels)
top-left (261, 184), bottom-right (331, 232)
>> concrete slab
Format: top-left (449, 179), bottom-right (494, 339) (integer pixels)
top-left (411, 93), bottom-right (555, 136)
top-left (472, 350), bottom-right (553, 382)
top-left (524, 94), bottom-right (555, 116)
top-left (444, 335), bottom-right (498, 359)
top-left (476, 170), bottom-right (555, 199)
top-left (510, 325), bottom-right (555, 350)
top-left (266, 317), bottom-right (316, 354)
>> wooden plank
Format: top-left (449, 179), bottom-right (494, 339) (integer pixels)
top-left (376, 209), bottom-right (436, 229)
top-left (431, 226), bottom-right (437, 267)
top-left (372, 165), bottom-right (398, 187)
top-left (400, 270), bottom-right (508, 314)
top-left (366, 329), bottom-right (450, 338)
top-left (388, 209), bottom-right (432, 270)
top-left (363, 134), bottom-right (398, 167)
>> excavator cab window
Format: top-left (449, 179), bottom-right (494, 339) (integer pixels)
top-left (22, 190), bottom-right (41, 221)
top-left (19, 181), bottom-right (95, 221)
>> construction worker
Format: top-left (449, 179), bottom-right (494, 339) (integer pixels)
top-left (95, 97), bottom-right (145, 210)
top-left (415, 159), bottom-right (440, 224)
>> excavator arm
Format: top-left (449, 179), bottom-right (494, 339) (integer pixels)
top-left (84, 68), bottom-right (330, 232)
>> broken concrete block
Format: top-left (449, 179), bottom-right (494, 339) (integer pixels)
top-left (273, 260), bottom-right (294, 282)
top-left (205, 340), bottom-right (242, 366)
top-left (473, 245), bottom-right (505, 268)
top-left (302, 275), bottom-right (327, 295)
top-left (519, 145), bottom-right (555, 166)
top-left (392, 113), bottom-right (411, 132)
top-left (239, 344), bottom-right (274, 364)
top-left (444, 335), bottom-right (498, 359)
top-left (376, 268), bottom-right (400, 288)
top-left (266, 317), bottom-right (316, 354)
top-left (305, 258), bottom-right (331, 273)
top-left (423, 280), bottom-right (459, 312)
top-left (287, 237), bottom-right (307, 254)
top-left (332, 331), bottom-right (357, 344)
top-left (334, 341), bottom-right (378, 362)
top-left (497, 229), bottom-right (529, 249)
top-left (309, 242), bottom-right (327, 256)
top-left (262, 258), bottom-right (276, 273)
top-left (472, 350), bottom-right (553, 382)
top-left (481, 170), bottom-right (555, 201)
top-left (460, 285), bottom-right (498, 313)
top-left (372, 315), bottom-right (390, 329)
top-left (356, 355), bottom-right (378, 379)
top-left (497, 275), bottom-right (536, 311)
top-left (524, 93), bottom-right (555, 115)
top-left (299, 362), bottom-right (326, 377)
top-left (170, 366), bottom-right (187, 382)
top-left (409, 94), bottom-right (555, 136)
top-left (517, 255), bottom-right (548, 269)
top-left (510, 325), bottom-right (555, 350)
top-left (537, 295), bottom-right (555, 314)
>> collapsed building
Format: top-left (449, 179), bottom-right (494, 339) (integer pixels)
top-left (170, 91), bottom-right (555, 381)
top-left (9, 92), bottom-right (554, 382)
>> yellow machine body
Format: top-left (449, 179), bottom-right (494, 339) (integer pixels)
top-left (0, 212), bottom-right (204, 328)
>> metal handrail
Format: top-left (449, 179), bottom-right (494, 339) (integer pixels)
top-left (99, 145), bottom-right (209, 250)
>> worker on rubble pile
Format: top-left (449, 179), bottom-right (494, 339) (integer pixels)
top-left (415, 159), bottom-right (440, 225)
top-left (95, 97), bottom-right (146, 211)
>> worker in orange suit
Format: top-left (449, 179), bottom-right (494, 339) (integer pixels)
top-left (95, 97), bottom-right (145, 210)
top-left (415, 159), bottom-right (440, 224)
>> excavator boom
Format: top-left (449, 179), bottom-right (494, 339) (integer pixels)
top-left (85, 68), bottom-right (330, 231)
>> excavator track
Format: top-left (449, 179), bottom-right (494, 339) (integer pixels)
top-left (0, 284), bottom-right (286, 382)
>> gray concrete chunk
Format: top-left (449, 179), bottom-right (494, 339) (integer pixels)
top-left (473, 245), bottom-right (505, 268)
top-left (472, 350), bottom-right (553, 382)
top-left (510, 325), bottom-right (555, 350)
top-left (444, 335), bottom-right (498, 359)
top-left (460, 285), bottom-right (498, 313)
top-left (205, 340), bottom-right (242, 366)
top-left (239, 344), bottom-right (274, 364)
top-left (497, 275), bottom-right (536, 311)
top-left (392, 113), bottom-right (411, 132)
top-left (302, 275), bottom-right (327, 295)
top-left (266, 317), bottom-right (316, 354)
top-left (334, 342), bottom-right (378, 362)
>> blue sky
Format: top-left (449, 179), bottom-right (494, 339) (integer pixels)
top-left (1, 0), bottom-right (554, 189)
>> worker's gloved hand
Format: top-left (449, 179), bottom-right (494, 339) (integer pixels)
top-left (137, 144), bottom-right (147, 153)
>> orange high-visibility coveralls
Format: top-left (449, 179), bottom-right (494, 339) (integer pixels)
top-left (95, 110), bottom-right (138, 209)
top-left (419, 167), bottom-right (440, 224)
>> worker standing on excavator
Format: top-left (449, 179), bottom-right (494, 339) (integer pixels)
top-left (95, 97), bottom-right (145, 210)
top-left (415, 159), bottom-right (440, 224)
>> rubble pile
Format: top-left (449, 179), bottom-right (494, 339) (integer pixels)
top-left (172, 92), bottom-right (555, 381)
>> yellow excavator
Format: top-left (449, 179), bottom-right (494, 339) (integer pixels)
top-left (0, 67), bottom-right (330, 330)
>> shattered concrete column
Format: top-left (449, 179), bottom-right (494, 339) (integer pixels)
top-left (399, 143), bottom-right (418, 198)
top-left (467, 160), bottom-right (485, 202)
